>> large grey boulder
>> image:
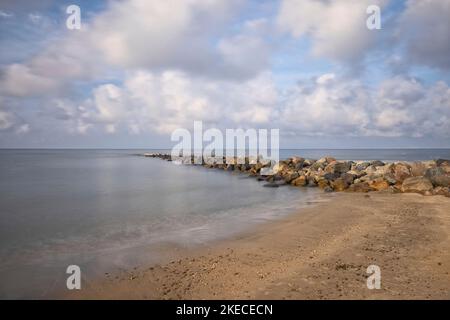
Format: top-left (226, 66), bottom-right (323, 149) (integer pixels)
top-left (425, 167), bottom-right (450, 187)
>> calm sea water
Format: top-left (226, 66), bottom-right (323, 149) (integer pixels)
top-left (0, 148), bottom-right (449, 298)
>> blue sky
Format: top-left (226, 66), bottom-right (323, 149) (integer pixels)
top-left (0, 0), bottom-right (449, 148)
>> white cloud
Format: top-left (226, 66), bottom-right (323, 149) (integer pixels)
top-left (88, 0), bottom-right (269, 79)
top-left (0, 0), bottom-right (271, 99)
top-left (277, 0), bottom-right (388, 62)
top-left (0, 64), bottom-right (61, 97)
top-left (373, 77), bottom-right (450, 137)
top-left (49, 71), bottom-right (450, 140)
top-left (281, 74), bottom-right (450, 138)
top-left (280, 74), bottom-right (371, 135)
top-left (51, 70), bottom-right (278, 135)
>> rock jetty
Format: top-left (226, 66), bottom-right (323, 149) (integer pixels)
top-left (143, 153), bottom-right (450, 197)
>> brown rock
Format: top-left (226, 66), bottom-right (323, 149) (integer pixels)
top-left (374, 163), bottom-right (393, 176)
top-left (433, 186), bottom-right (450, 197)
top-left (368, 178), bottom-right (390, 191)
top-left (284, 171), bottom-right (299, 183)
top-left (341, 173), bottom-right (356, 185)
top-left (317, 178), bottom-right (329, 189)
top-left (347, 182), bottom-right (371, 193)
top-left (410, 162), bottom-right (426, 177)
top-left (401, 177), bottom-right (433, 193)
top-left (291, 175), bottom-right (307, 187)
top-left (331, 178), bottom-right (349, 191)
top-left (324, 161), bottom-right (352, 175)
top-left (436, 159), bottom-right (450, 166)
top-left (393, 163), bottom-right (411, 182)
top-left (303, 159), bottom-right (315, 167)
top-left (307, 176), bottom-right (317, 187)
top-left (441, 164), bottom-right (450, 174)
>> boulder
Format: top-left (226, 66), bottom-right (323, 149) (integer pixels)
top-left (401, 177), bottom-right (433, 193)
top-left (393, 163), bottom-right (411, 182)
top-left (311, 161), bottom-right (325, 171)
top-left (433, 186), bottom-right (450, 197)
top-left (355, 162), bottom-right (371, 171)
top-left (316, 157), bottom-right (329, 164)
top-left (325, 161), bottom-right (352, 175)
top-left (272, 162), bottom-right (287, 174)
top-left (347, 182), bottom-right (371, 193)
top-left (425, 167), bottom-right (450, 187)
top-left (410, 162), bottom-right (426, 177)
top-left (307, 176), bottom-right (317, 187)
top-left (317, 178), bottom-right (329, 189)
top-left (348, 169), bottom-right (367, 178)
top-left (341, 172), bottom-right (356, 185)
top-left (323, 172), bottom-right (340, 181)
top-left (441, 164), bottom-right (450, 174)
top-left (368, 178), bottom-right (390, 191)
top-left (294, 162), bottom-right (304, 170)
top-left (374, 163), bottom-right (393, 176)
top-left (291, 156), bottom-right (304, 164)
top-left (371, 160), bottom-right (385, 167)
top-left (324, 186), bottom-right (333, 193)
top-left (303, 159), bottom-right (316, 167)
top-left (291, 157), bottom-right (305, 170)
top-left (291, 175), bottom-right (307, 187)
top-left (284, 172), bottom-right (299, 183)
top-left (359, 174), bottom-right (375, 183)
top-left (331, 178), bottom-right (349, 191)
top-left (436, 159), bottom-right (450, 167)
top-left (384, 173), bottom-right (397, 185)
top-left (422, 160), bottom-right (437, 170)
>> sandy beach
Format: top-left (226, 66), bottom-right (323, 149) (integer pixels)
top-left (67, 192), bottom-right (450, 300)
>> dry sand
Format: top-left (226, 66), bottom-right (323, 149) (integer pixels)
top-left (67, 192), bottom-right (450, 299)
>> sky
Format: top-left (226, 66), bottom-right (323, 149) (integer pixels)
top-left (0, 0), bottom-right (449, 149)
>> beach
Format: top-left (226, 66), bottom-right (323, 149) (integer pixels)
top-left (68, 192), bottom-right (450, 300)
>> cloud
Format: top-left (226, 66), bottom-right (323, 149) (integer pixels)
top-left (0, 97), bottom-right (29, 133)
top-left (280, 74), bottom-right (450, 138)
top-left (396, 0), bottom-right (450, 70)
top-left (280, 73), bottom-right (371, 136)
top-left (0, 64), bottom-right (61, 97)
top-left (0, 10), bottom-right (14, 18)
top-left (372, 76), bottom-right (450, 137)
top-left (87, 0), bottom-right (270, 79)
top-left (276, 0), bottom-right (388, 62)
top-left (0, 0), bottom-right (271, 99)
top-left (44, 70), bottom-right (450, 141)
top-left (48, 70), bottom-right (278, 135)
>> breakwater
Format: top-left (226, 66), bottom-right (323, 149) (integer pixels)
top-left (143, 153), bottom-right (450, 197)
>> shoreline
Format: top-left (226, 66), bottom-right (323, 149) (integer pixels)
top-left (67, 192), bottom-right (450, 300)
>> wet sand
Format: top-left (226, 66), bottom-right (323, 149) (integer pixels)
top-left (67, 192), bottom-right (450, 299)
